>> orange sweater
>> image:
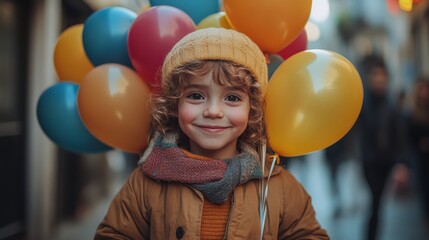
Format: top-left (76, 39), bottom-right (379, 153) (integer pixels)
top-left (201, 199), bottom-right (231, 239)
top-left (183, 150), bottom-right (231, 239)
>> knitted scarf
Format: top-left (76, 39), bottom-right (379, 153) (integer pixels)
top-left (138, 132), bottom-right (263, 203)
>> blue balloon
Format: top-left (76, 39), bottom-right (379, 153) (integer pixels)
top-left (149, 0), bottom-right (220, 24)
top-left (83, 7), bottom-right (137, 67)
top-left (36, 82), bottom-right (112, 153)
top-left (267, 54), bottom-right (284, 79)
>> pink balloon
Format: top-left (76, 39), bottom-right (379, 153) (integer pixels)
top-left (128, 6), bottom-right (196, 88)
top-left (277, 30), bottom-right (308, 60)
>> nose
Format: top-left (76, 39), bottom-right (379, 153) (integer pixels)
top-left (203, 100), bottom-right (224, 118)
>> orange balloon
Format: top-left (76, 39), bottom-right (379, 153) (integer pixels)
top-left (265, 50), bottom-right (363, 156)
top-left (53, 24), bottom-right (94, 83)
top-left (78, 64), bottom-right (151, 153)
top-left (197, 12), bottom-right (232, 29)
top-left (224, 0), bottom-right (312, 53)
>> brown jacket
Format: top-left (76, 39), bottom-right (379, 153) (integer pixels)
top-left (95, 164), bottom-right (329, 239)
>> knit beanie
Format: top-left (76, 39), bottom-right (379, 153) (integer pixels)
top-left (162, 28), bottom-right (268, 96)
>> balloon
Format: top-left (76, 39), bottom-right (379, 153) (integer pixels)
top-left (128, 6), bottom-right (196, 87)
top-left (265, 50), bottom-right (363, 156)
top-left (53, 24), bottom-right (94, 83)
top-left (83, 7), bottom-right (137, 68)
top-left (277, 30), bottom-right (308, 60)
top-left (267, 54), bottom-right (284, 79)
top-left (37, 82), bottom-right (112, 153)
top-left (197, 12), bottom-right (232, 29)
top-left (149, 0), bottom-right (220, 24)
top-left (224, 0), bottom-right (312, 53)
top-left (139, 2), bottom-right (151, 14)
top-left (77, 64), bottom-right (151, 153)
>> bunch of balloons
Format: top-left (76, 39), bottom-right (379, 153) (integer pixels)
top-left (37, 0), bottom-right (363, 157)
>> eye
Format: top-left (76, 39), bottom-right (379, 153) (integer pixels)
top-left (186, 92), bottom-right (205, 100)
top-left (225, 94), bottom-right (241, 102)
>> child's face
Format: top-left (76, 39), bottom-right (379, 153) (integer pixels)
top-left (178, 72), bottom-right (251, 159)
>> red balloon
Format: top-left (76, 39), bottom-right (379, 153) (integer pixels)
top-left (128, 6), bottom-right (196, 88)
top-left (277, 30), bottom-right (308, 60)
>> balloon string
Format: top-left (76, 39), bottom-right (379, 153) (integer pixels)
top-left (269, 153), bottom-right (280, 164)
top-left (259, 143), bottom-right (266, 239)
top-left (259, 143), bottom-right (266, 216)
top-left (260, 151), bottom-right (278, 239)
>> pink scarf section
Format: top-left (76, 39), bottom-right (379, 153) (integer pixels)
top-left (141, 146), bottom-right (227, 184)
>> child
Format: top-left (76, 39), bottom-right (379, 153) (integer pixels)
top-left (95, 28), bottom-right (329, 239)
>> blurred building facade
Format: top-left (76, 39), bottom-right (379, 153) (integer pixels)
top-left (0, 0), bottom-right (429, 239)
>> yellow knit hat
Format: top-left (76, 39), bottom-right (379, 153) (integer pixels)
top-left (162, 28), bottom-right (268, 96)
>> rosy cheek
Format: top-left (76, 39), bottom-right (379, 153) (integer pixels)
top-left (226, 108), bottom-right (249, 129)
top-left (178, 103), bottom-right (198, 123)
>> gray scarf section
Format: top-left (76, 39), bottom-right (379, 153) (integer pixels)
top-left (138, 132), bottom-right (263, 203)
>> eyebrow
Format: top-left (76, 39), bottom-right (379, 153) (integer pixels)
top-left (183, 83), bottom-right (247, 92)
top-left (227, 86), bottom-right (247, 93)
top-left (182, 83), bottom-right (208, 90)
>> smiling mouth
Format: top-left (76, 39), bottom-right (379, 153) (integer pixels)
top-left (196, 125), bottom-right (229, 133)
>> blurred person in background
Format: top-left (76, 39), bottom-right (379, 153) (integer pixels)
top-left (404, 78), bottom-right (429, 232)
top-left (356, 54), bottom-right (407, 240)
top-left (323, 130), bottom-right (356, 219)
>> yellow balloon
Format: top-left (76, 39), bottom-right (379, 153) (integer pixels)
top-left (224, 0), bottom-right (312, 53)
top-left (53, 24), bottom-right (94, 83)
top-left (78, 64), bottom-right (151, 153)
top-left (265, 50), bottom-right (363, 156)
top-left (197, 12), bottom-right (232, 29)
top-left (138, 2), bottom-right (151, 14)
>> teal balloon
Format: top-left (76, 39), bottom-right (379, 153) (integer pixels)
top-left (149, 0), bottom-right (220, 24)
top-left (268, 54), bottom-right (284, 79)
top-left (37, 82), bottom-right (112, 153)
top-left (83, 7), bottom-right (137, 67)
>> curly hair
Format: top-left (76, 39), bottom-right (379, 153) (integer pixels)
top-left (150, 60), bottom-right (266, 150)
